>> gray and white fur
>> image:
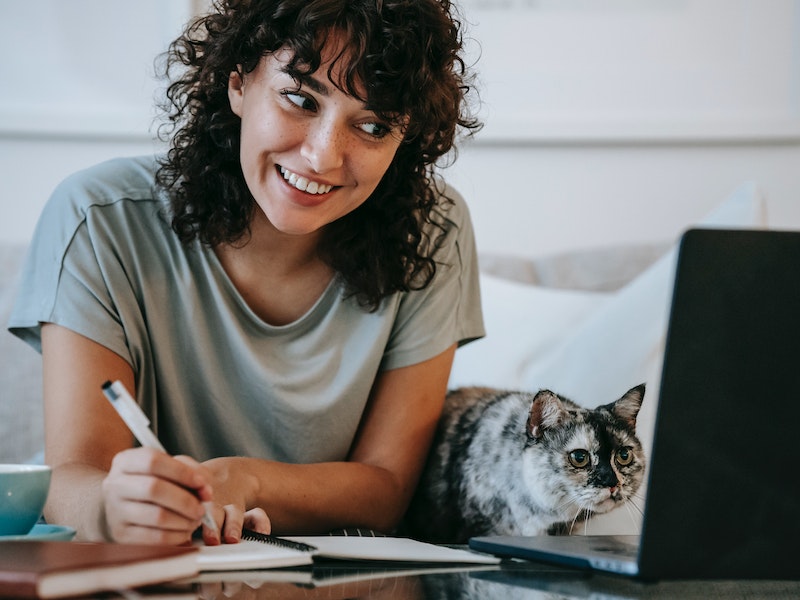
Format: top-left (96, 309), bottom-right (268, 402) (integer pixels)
top-left (403, 385), bottom-right (646, 544)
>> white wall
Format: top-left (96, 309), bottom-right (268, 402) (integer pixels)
top-left (447, 0), bottom-right (800, 256)
top-left (446, 141), bottom-right (800, 257)
top-left (2, 0), bottom-right (799, 257)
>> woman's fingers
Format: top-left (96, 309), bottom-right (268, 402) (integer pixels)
top-left (102, 447), bottom-right (211, 544)
top-left (101, 483), bottom-right (203, 545)
top-left (103, 503), bottom-right (201, 546)
top-left (199, 504), bottom-right (271, 545)
top-left (105, 451), bottom-right (271, 546)
top-left (220, 504), bottom-right (245, 543)
top-left (243, 507), bottom-right (271, 534)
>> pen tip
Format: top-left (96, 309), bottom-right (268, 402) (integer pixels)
top-left (101, 380), bottom-right (112, 390)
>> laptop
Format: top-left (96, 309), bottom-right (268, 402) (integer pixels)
top-left (470, 228), bottom-right (800, 580)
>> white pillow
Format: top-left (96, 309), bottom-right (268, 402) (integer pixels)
top-left (519, 181), bottom-right (767, 437)
top-left (449, 274), bottom-right (610, 389)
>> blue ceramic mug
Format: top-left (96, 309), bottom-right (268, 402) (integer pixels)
top-left (0, 464), bottom-right (52, 536)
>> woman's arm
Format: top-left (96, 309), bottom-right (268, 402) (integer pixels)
top-left (43, 321), bottom-right (455, 541)
top-left (41, 323), bottom-right (216, 544)
top-left (203, 344), bottom-right (457, 537)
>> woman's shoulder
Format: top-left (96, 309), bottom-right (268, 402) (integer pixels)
top-left (31, 155), bottom-right (166, 255)
top-left (39, 155), bottom-right (162, 229)
top-left (52, 155), bottom-right (160, 207)
top-left (437, 181), bottom-right (469, 218)
top-left (427, 181), bottom-right (476, 246)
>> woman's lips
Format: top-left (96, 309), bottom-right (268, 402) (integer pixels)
top-left (279, 166), bottom-right (334, 195)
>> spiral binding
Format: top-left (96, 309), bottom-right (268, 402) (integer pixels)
top-left (241, 528), bottom-right (318, 553)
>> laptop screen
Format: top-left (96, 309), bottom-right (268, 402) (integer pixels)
top-left (638, 228), bottom-right (800, 579)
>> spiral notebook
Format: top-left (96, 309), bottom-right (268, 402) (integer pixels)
top-left (470, 228), bottom-right (800, 580)
top-left (197, 530), bottom-right (499, 571)
top-left (196, 532), bottom-right (314, 571)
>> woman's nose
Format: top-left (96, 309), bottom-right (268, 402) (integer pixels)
top-left (301, 119), bottom-right (345, 174)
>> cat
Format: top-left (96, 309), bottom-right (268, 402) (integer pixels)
top-left (403, 384), bottom-right (646, 544)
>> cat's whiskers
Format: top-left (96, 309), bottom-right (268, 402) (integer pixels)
top-left (627, 491), bottom-right (646, 518)
top-left (552, 482), bottom-right (645, 536)
top-left (561, 493), bottom-right (594, 535)
top-left (625, 489), bottom-right (644, 516)
top-left (568, 508), bottom-right (583, 535)
top-left (554, 493), bottom-right (583, 518)
top-left (579, 507), bottom-right (593, 535)
top-left (621, 500), bottom-right (642, 534)
top-left (612, 490), bottom-right (646, 534)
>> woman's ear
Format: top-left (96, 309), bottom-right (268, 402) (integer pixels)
top-left (228, 70), bottom-right (244, 117)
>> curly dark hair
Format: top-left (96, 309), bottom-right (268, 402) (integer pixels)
top-left (156, 0), bottom-right (481, 310)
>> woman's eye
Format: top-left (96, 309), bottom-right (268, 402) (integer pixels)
top-left (568, 449), bottom-right (591, 469)
top-left (357, 122), bottom-right (391, 139)
top-left (615, 448), bottom-right (634, 466)
top-left (282, 91), bottom-right (316, 111)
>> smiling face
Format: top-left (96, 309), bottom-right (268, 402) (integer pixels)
top-left (227, 37), bottom-right (406, 238)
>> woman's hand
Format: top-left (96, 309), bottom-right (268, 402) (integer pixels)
top-left (201, 457), bottom-right (270, 544)
top-left (41, 325), bottom-right (268, 545)
top-left (101, 447), bottom-right (215, 545)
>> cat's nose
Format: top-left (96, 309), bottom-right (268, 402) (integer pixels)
top-left (594, 465), bottom-right (619, 489)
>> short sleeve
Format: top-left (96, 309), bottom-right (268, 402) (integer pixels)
top-left (7, 156), bottom-right (156, 365)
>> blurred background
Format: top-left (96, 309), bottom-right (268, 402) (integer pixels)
top-left (1, 0), bottom-right (798, 258)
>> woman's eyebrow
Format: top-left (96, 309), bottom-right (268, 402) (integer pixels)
top-left (288, 70), bottom-right (330, 96)
top-left (282, 67), bottom-right (376, 111)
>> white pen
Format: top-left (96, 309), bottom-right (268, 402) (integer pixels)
top-left (101, 380), bottom-right (220, 538)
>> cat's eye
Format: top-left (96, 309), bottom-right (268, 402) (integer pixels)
top-left (615, 448), bottom-right (634, 466)
top-left (568, 449), bottom-right (591, 468)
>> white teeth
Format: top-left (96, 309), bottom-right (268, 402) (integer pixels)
top-left (279, 167), bottom-right (332, 194)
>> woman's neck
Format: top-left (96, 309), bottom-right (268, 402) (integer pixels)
top-left (214, 213), bottom-right (334, 325)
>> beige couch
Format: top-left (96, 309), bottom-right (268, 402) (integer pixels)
top-left (0, 242), bottom-right (44, 463)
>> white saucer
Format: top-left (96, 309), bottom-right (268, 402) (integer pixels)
top-left (0, 523), bottom-right (76, 541)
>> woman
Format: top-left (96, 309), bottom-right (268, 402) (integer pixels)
top-left (9, 0), bottom-right (482, 546)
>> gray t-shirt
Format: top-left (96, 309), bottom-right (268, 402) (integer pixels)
top-left (9, 156), bottom-right (484, 464)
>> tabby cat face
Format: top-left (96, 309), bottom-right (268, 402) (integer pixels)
top-left (523, 386), bottom-right (646, 520)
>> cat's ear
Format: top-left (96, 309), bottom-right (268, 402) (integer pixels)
top-left (527, 390), bottom-right (569, 441)
top-left (612, 384), bottom-right (645, 429)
